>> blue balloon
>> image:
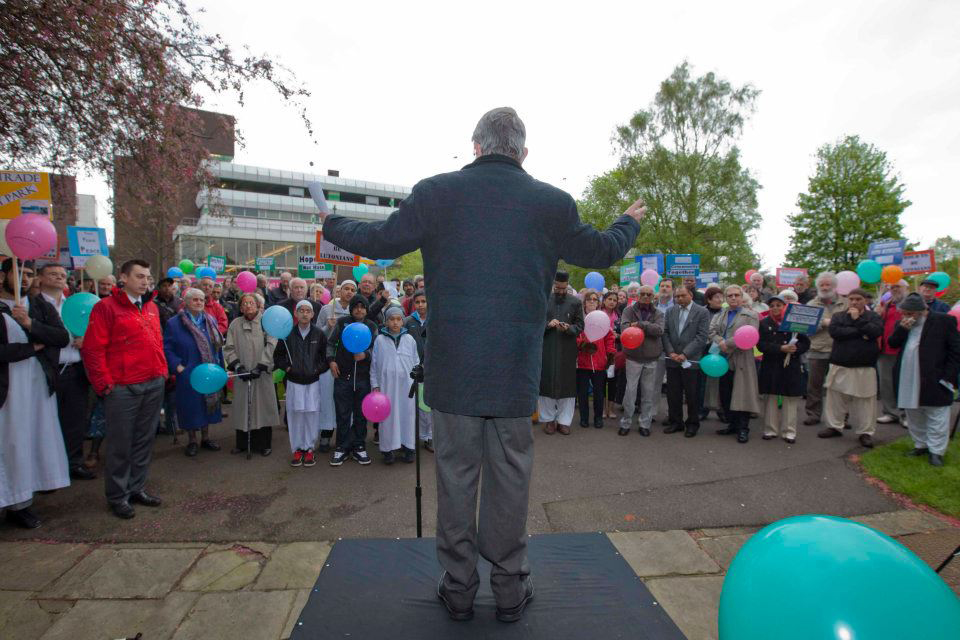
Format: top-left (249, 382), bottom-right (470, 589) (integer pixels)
top-left (375, 259), bottom-right (394, 268)
top-left (167, 266), bottom-right (184, 279)
top-left (196, 266), bottom-right (217, 279)
top-left (342, 322), bottom-right (372, 354)
top-left (584, 271), bottom-right (605, 290)
top-left (719, 515), bottom-right (960, 640)
top-left (62, 292), bottom-right (99, 336)
top-left (189, 363), bottom-right (228, 395)
top-left (261, 305), bottom-right (293, 339)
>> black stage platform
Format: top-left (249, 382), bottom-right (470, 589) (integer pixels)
top-left (290, 532), bottom-right (687, 639)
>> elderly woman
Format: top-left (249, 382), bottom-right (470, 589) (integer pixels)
top-left (224, 293), bottom-right (281, 456)
top-left (742, 284), bottom-right (769, 315)
top-left (757, 294), bottom-right (810, 443)
top-left (164, 288), bottom-right (224, 456)
top-left (700, 286), bottom-right (727, 421)
top-left (708, 285), bottom-right (761, 443)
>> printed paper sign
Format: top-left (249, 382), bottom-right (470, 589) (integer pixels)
top-left (901, 250), bottom-right (935, 276)
top-left (635, 253), bottom-right (665, 274)
top-left (665, 254), bottom-right (701, 277)
top-left (867, 239), bottom-right (906, 265)
top-left (66, 226), bottom-right (109, 257)
top-left (1, 171), bottom-right (51, 219)
top-left (778, 303), bottom-right (825, 335)
top-left (776, 267), bottom-right (808, 287)
top-left (620, 263), bottom-right (640, 286)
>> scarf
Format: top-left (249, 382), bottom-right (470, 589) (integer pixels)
top-left (179, 310), bottom-right (222, 412)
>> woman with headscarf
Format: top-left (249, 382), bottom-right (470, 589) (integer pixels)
top-left (164, 287), bottom-right (224, 456)
top-left (757, 294), bottom-right (810, 443)
top-left (708, 285), bottom-right (761, 443)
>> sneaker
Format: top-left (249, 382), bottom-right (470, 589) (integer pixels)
top-left (402, 448), bottom-right (415, 464)
top-left (290, 450), bottom-right (304, 467)
top-left (330, 450), bottom-right (347, 466)
top-left (382, 450), bottom-right (396, 465)
top-left (352, 449), bottom-right (372, 465)
top-left (423, 439), bottom-right (434, 452)
top-left (817, 428), bottom-right (843, 438)
top-left (876, 414), bottom-right (898, 424)
top-left (303, 450), bottom-right (316, 466)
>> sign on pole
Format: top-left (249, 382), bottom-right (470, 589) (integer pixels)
top-left (778, 303), bottom-right (825, 335)
top-left (635, 253), bottom-right (665, 274)
top-left (697, 272), bottom-right (719, 288)
top-left (255, 257), bottom-right (275, 273)
top-left (66, 226), bottom-right (109, 257)
top-left (664, 254), bottom-right (701, 277)
top-left (867, 239), bottom-right (906, 265)
top-left (620, 263), bottom-right (640, 286)
top-left (1, 171), bottom-right (51, 219)
top-left (314, 230), bottom-right (360, 266)
top-left (298, 255), bottom-right (335, 278)
top-left (776, 267), bottom-right (808, 287)
top-left (901, 250), bottom-right (936, 276)
top-left (207, 255), bottom-right (226, 274)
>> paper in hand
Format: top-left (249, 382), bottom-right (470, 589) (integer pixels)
top-left (307, 182), bottom-right (330, 218)
top-left (681, 360), bottom-right (692, 369)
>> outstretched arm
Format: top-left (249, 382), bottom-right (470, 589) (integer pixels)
top-left (559, 198), bottom-right (645, 269)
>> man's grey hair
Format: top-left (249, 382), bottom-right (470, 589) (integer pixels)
top-left (183, 287), bottom-right (205, 301)
top-left (472, 107), bottom-right (526, 161)
top-left (815, 271), bottom-right (837, 286)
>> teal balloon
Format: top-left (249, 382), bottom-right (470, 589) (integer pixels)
top-left (189, 363), bottom-right (228, 394)
top-left (196, 266), bottom-right (217, 279)
top-left (856, 259), bottom-right (882, 284)
top-left (929, 271), bottom-right (951, 291)
top-left (352, 264), bottom-right (369, 281)
top-left (700, 353), bottom-right (729, 378)
top-left (261, 305), bottom-right (293, 339)
top-left (719, 515), bottom-right (960, 640)
top-left (61, 293), bottom-right (99, 336)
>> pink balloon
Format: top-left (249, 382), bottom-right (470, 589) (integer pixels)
top-left (640, 268), bottom-right (660, 287)
top-left (5, 214), bottom-right (57, 259)
top-left (949, 308), bottom-right (960, 331)
top-left (362, 390), bottom-right (392, 423)
top-left (584, 310), bottom-right (610, 342)
top-left (235, 270), bottom-right (257, 293)
top-left (320, 288), bottom-right (331, 304)
top-left (733, 325), bottom-right (759, 350)
top-left (835, 270), bottom-right (860, 296)
top-left (744, 269), bottom-right (758, 284)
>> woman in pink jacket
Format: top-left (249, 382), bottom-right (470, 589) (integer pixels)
top-left (576, 290), bottom-right (616, 428)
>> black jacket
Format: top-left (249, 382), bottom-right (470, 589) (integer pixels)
top-left (0, 295), bottom-right (70, 408)
top-left (757, 315), bottom-right (811, 396)
top-left (273, 324), bottom-right (329, 385)
top-left (889, 312), bottom-right (960, 407)
top-left (828, 309), bottom-right (883, 368)
top-left (154, 293), bottom-right (182, 333)
top-left (404, 314), bottom-right (427, 361)
top-left (326, 316), bottom-right (378, 382)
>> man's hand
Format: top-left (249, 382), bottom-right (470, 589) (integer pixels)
top-left (354, 352), bottom-right (365, 362)
top-left (72, 336), bottom-right (83, 349)
top-left (848, 307), bottom-right (861, 320)
top-left (547, 319), bottom-right (560, 329)
top-left (624, 197), bottom-right (647, 224)
top-left (821, 317), bottom-right (831, 328)
top-left (558, 322), bottom-right (570, 332)
top-left (308, 182), bottom-right (331, 221)
top-left (329, 362), bottom-right (340, 378)
top-left (11, 304), bottom-right (30, 330)
top-left (899, 317), bottom-right (916, 329)
top-left (176, 364), bottom-right (185, 374)
top-left (674, 353), bottom-right (687, 363)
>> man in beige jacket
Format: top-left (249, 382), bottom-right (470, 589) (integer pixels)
top-left (803, 272), bottom-right (848, 425)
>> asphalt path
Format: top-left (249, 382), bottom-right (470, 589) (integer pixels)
top-left (0, 397), bottom-right (913, 543)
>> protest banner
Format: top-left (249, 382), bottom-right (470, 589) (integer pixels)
top-left (867, 239), bottom-right (906, 265)
top-left (778, 303), bottom-right (825, 335)
top-left (620, 263), bottom-right (640, 286)
top-left (255, 257), bottom-right (275, 273)
top-left (776, 267), bottom-right (808, 287)
top-left (298, 255), bottom-right (335, 278)
top-left (66, 226), bottom-right (109, 258)
top-left (698, 272), bottom-right (719, 288)
top-left (314, 230), bottom-right (360, 266)
top-left (901, 250), bottom-right (935, 276)
top-left (207, 255), bottom-right (226, 274)
top-left (1, 171), bottom-right (51, 219)
top-left (635, 253), bottom-right (664, 274)
top-left (665, 254), bottom-right (700, 277)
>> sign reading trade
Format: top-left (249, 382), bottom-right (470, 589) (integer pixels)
top-left (778, 303), bottom-right (825, 335)
top-left (665, 254), bottom-right (700, 277)
top-left (867, 239), bottom-right (906, 265)
top-left (1, 171), bottom-right (51, 219)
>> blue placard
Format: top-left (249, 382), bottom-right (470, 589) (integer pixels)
top-left (778, 303), bottom-right (825, 335)
top-left (635, 253), bottom-right (664, 274)
top-left (665, 254), bottom-right (700, 277)
top-left (867, 239), bottom-right (906, 266)
top-left (66, 226), bottom-right (109, 257)
top-left (697, 272), bottom-right (719, 288)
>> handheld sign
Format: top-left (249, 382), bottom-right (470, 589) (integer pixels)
top-left (901, 250), bottom-right (935, 276)
top-left (665, 254), bottom-right (700, 277)
top-left (66, 226), bottom-right (109, 257)
top-left (255, 257), bottom-right (275, 273)
top-left (778, 303), bottom-right (825, 335)
top-left (620, 263), bottom-right (640, 287)
top-left (635, 253), bottom-right (665, 274)
top-left (776, 267), bottom-right (808, 287)
top-left (698, 272), bottom-right (719, 288)
top-left (207, 255), bottom-right (226, 274)
top-left (309, 183), bottom-right (361, 267)
top-left (1, 171), bottom-right (51, 219)
top-left (867, 239), bottom-right (906, 266)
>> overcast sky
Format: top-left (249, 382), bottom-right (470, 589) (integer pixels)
top-left (79, 0), bottom-right (960, 270)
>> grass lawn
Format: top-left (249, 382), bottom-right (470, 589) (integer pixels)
top-left (860, 435), bottom-right (960, 518)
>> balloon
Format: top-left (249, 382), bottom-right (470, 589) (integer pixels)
top-left (584, 310), bottom-right (610, 342)
top-left (342, 321), bottom-right (372, 353)
top-left (361, 390), bottom-right (392, 422)
top-left (352, 263), bottom-right (369, 281)
top-left (83, 254), bottom-right (113, 280)
top-left (948, 308), bottom-right (960, 331)
top-left (417, 385), bottom-right (431, 413)
top-left (178, 259), bottom-right (195, 274)
top-left (700, 354), bottom-right (729, 378)
top-left (733, 325), bottom-right (760, 350)
top-left (261, 305), bottom-right (293, 339)
top-left (273, 368), bottom-right (285, 384)
top-left (61, 292), bottom-right (99, 336)
top-left (835, 270), bottom-right (860, 296)
top-left (189, 363), bottom-right (228, 394)
top-left (856, 259), bottom-right (882, 284)
top-left (4, 214), bottom-right (57, 260)
top-left (621, 326), bottom-right (645, 349)
top-left (319, 288), bottom-right (331, 304)
top-left (880, 291), bottom-right (892, 303)
top-left (375, 259), bottom-right (394, 268)
top-left (881, 264), bottom-right (904, 284)
top-left (584, 271), bottom-right (605, 290)
top-left (744, 269), bottom-right (758, 284)
top-left (235, 271), bottom-right (257, 293)
top-left (935, 288), bottom-right (947, 298)
top-left (928, 271), bottom-right (951, 291)
top-left (640, 269), bottom-right (660, 287)
top-left (719, 515), bottom-right (960, 640)
top-left (167, 266), bottom-right (184, 279)
top-left (196, 266), bottom-right (217, 280)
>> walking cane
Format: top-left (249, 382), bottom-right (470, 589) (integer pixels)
top-left (935, 544), bottom-right (960, 574)
top-left (245, 375), bottom-right (254, 461)
top-left (408, 364), bottom-right (424, 538)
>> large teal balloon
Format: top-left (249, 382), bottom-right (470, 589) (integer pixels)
top-left (261, 305), bottom-right (293, 339)
top-left (700, 353), bottom-right (729, 378)
top-left (61, 292), bottom-right (99, 336)
top-left (719, 515), bottom-right (960, 640)
top-left (929, 271), bottom-right (951, 291)
top-left (856, 259), bottom-right (883, 284)
top-left (189, 363), bottom-right (228, 394)
top-left (352, 263), bottom-right (369, 281)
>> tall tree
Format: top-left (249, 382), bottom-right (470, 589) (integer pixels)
top-left (578, 62), bottom-right (762, 280)
top-left (785, 136), bottom-right (910, 273)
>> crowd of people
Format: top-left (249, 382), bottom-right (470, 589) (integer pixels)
top-left (1, 255), bottom-right (957, 530)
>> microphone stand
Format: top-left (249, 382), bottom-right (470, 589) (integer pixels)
top-left (408, 364), bottom-right (424, 538)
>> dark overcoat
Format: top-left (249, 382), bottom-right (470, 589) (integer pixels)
top-left (757, 315), bottom-right (811, 397)
top-left (888, 312), bottom-right (960, 406)
top-left (163, 313), bottom-right (223, 430)
top-left (539, 294), bottom-right (584, 398)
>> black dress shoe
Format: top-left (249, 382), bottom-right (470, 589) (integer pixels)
top-left (761, 434), bottom-right (776, 440)
top-left (905, 447), bottom-right (929, 457)
top-left (200, 439), bottom-right (221, 451)
top-left (638, 427), bottom-right (650, 437)
top-left (817, 428), bottom-right (843, 438)
top-left (684, 428), bottom-right (698, 438)
top-left (70, 466), bottom-right (97, 480)
top-left (230, 447), bottom-right (244, 455)
top-left (579, 422), bottom-right (590, 429)
top-left (858, 434), bottom-right (874, 448)
top-left (594, 420), bottom-right (603, 429)
top-left (496, 578), bottom-right (534, 623)
top-left (437, 580), bottom-right (474, 621)
top-left (929, 453), bottom-right (944, 467)
top-left (663, 424), bottom-right (683, 434)
top-left (110, 501), bottom-right (135, 519)
top-left (185, 442), bottom-right (198, 457)
top-left (716, 426), bottom-right (736, 435)
top-left (130, 491), bottom-right (162, 507)
top-left (5, 507), bottom-right (41, 529)
top-left (737, 431), bottom-right (749, 443)
top-left (261, 448), bottom-right (272, 457)
top-left (618, 427), bottom-right (630, 436)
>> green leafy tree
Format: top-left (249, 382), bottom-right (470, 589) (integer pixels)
top-left (785, 136), bottom-right (910, 273)
top-left (931, 236), bottom-right (959, 305)
top-left (386, 250), bottom-right (424, 282)
top-left (578, 62), bottom-right (762, 282)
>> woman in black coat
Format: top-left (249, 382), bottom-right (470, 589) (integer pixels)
top-left (757, 296), bottom-right (810, 443)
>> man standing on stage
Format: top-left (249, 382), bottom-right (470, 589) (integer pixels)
top-left (312, 107), bottom-right (643, 623)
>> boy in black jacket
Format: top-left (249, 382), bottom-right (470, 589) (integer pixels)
top-left (326, 297), bottom-right (378, 466)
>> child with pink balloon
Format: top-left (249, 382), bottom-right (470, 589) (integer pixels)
top-left (370, 306), bottom-right (420, 464)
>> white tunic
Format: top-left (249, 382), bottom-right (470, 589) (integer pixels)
top-left (0, 302), bottom-right (70, 508)
top-left (897, 317), bottom-right (924, 410)
top-left (370, 331), bottom-right (419, 452)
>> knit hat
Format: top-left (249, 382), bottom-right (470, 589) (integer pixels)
top-left (384, 306), bottom-right (404, 320)
top-left (340, 279), bottom-right (357, 289)
top-left (348, 296), bottom-right (368, 312)
top-left (295, 299), bottom-right (313, 311)
top-left (899, 293), bottom-right (926, 312)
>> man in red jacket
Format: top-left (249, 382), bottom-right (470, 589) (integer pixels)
top-left (82, 259), bottom-right (168, 520)
top-left (198, 276), bottom-right (228, 335)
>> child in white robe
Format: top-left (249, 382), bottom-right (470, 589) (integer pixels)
top-left (371, 306), bottom-right (419, 464)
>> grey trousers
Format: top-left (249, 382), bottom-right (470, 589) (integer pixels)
top-left (804, 357), bottom-right (830, 421)
top-left (433, 410), bottom-right (533, 610)
top-left (876, 354), bottom-right (903, 420)
top-left (103, 377), bottom-right (165, 505)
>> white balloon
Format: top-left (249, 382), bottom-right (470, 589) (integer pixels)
top-left (584, 310), bottom-right (610, 342)
top-left (84, 254), bottom-right (114, 280)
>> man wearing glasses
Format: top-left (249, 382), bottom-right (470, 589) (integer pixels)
top-left (618, 285), bottom-right (665, 436)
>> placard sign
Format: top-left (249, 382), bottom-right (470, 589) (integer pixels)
top-left (314, 230), bottom-right (360, 266)
top-left (776, 267), bottom-right (808, 287)
top-left (255, 257), bottom-right (275, 272)
top-left (635, 253), bottom-right (665, 274)
top-left (66, 226), bottom-right (109, 257)
top-left (697, 272), bottom-right (719, 288)
top-left (0, 171), bottom-right (51, 219)
top-left (620, 263), bottom-right (640, 286)
top-left (778, 303), bottom-right (825, 335)
top-left (901, 250), bottom-right (935, 276)
top-left (298, 255), bottom-right (335, 278)
top-left (207, 255), bottom-right (226, 274)
top-left (665, 254), bottom-right (700, 277)
top-left (867, 239), bottom-right (906, 265)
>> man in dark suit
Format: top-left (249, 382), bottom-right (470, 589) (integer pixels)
top-left (661, 285), bottom-right (710, 436)
top-left (313, 107), bottom-right (644, 624)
